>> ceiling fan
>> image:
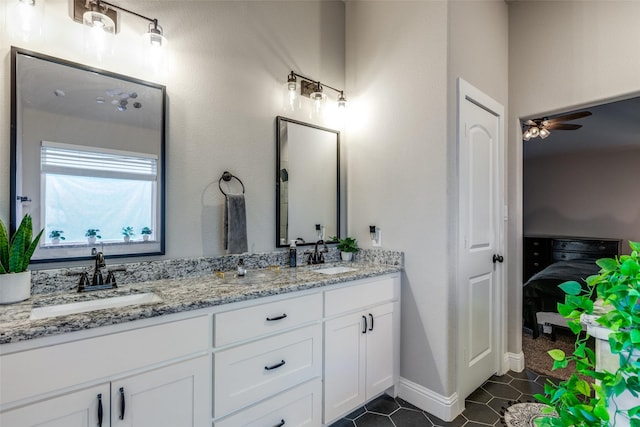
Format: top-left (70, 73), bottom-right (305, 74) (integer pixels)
top-left (522, 111), bottom-right (592, 141)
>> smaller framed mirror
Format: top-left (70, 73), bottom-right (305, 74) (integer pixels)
top-left (276, 116), bottom-right (340, 247)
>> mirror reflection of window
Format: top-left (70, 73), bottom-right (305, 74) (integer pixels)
top-left (41, 142), bottom-right (157, 245)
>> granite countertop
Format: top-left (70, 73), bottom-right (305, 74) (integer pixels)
top-left (0, 262), bottom-right (401, 345)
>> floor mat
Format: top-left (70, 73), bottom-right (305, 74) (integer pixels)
top-left (501, 402), bottom-right (557, 426)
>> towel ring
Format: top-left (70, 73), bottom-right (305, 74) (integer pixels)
top-left (218, 171), bottom-right (245, 195)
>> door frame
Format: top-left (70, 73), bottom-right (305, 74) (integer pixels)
top-left (455, 78), bottom-right (507, 405)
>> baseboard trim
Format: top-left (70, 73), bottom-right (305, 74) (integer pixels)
top-left (397, 377), bottom-right (462, 422)
top-left (505, 351), bottom-right (525, 373)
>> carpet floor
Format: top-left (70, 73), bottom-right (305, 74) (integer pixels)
top-left (522, 327), bottom-right (594, 381)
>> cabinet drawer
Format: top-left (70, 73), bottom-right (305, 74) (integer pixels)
top-left (0, 316), bottom-right (209, 406)
top-left (552, 239), bottom-right (619, 255)
top-left (214, 379), bottom-right (321, 427)
top-left (214, 293), bottom-right (322, 347)
top-left (213, 324), bottom-right (322, 417)
top-left (325, 275), bottom-right (398, 317)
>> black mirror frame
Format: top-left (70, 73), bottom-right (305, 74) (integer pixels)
top-left (10, 46), bottom-right (166, 263)
top-left (275, 116), bottom-right (340, 248)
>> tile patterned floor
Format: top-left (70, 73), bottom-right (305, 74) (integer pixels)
top-left (329, 370), bottom-right (557, 426)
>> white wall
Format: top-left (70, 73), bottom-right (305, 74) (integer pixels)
top-left (508, 0), bottom-right (640, 355)
top-left (1, 0), bottom-right (345, 265)
top-left (346, 0), bottom-right (508, 407)
top-left (524, 148), bottom-right (640, 251)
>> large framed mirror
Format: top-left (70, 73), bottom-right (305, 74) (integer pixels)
top-left (11, 47), bottom-right (166, 263)
top-left (276, 116), bottom-right (340, 247)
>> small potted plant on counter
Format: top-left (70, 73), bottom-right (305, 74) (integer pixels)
top-left (122, 226), bottom-right (135, 243)
top-left (48, 229), bottom-right (65, 244)
top-left (140, 227), bottom-right (152, 242)
top-left (85, 228), bottom-right (101, 244)
top-left (0, 214), bottom-right (43, 304)
top-left (333, 236), bottom-right (359, 261)
top-left (534, 241), bottom-right (640, 427)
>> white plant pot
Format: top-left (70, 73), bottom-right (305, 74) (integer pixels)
top-left (341, 251), bottom-right (353, 261)
top-left (124, 235), bottom-right (131, 243)
top-left (143, 235), bottom-right (150, 242)
top-left (87, 236), bottom-right (96, 244)
top-left (0, 271), bottom-right (32, 304)
top-left (51, 238), bottom-right (60, 244)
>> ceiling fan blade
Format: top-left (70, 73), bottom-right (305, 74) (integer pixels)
top-left (546, 123), bottom-right (582, 130)
top-left (545, 111), bottom-right (592, 124)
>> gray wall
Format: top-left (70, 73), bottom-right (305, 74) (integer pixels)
top-left (0, 0), bottom-right (346, 263)
top-left (345, 0), bottom-right (508, 400)
top-left (524, 148), bottom-right (640, 251)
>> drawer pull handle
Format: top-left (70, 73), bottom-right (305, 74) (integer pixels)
top-left (119, 387), bottom-right (126, 420)
top-left (369, 313), bottom-right (374, 331)
top-left (273, 419), bottom-right (285, 427)
top-left (97, 393), bottom-right (103, 427)
top-left (362, 315), bottom-right (367, 334)
top-left (266, 313), bottom-right (287, 321)
top-left (265, 360), bottom-right (286, 371)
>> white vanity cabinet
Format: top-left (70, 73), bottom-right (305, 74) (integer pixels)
top-left (212, 293), bottom-right (323, 426)
top-left (323, 275), bottom-right (401, 424)
top-left (0, 316), bottom-right (210, 427)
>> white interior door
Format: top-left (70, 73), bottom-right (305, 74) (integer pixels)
top-left (457, 79), bottom-right (504, 401)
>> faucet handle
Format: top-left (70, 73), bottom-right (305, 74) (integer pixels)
top-left (77, 272), bottom-right (89, 292)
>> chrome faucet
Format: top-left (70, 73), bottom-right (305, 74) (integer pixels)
top-left (306, 240), bottom-right (328, 265)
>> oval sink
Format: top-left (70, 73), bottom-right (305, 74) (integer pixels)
top-left (314, 266), bottom-right (358, 275)
top-left (30, 292), bottom-right (162, 320)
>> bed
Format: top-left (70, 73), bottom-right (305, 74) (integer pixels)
top-left (522, 236), bottom-right (620, 338)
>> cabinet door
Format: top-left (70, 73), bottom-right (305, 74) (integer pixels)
top-left (0, 383), bottom-right (110, 427)
top-left (112, 356), bottom-right (209, 427)
top-left (365, 302), bottom-right (395, 399)
top-left (323, 312), bottom-right (366, 423)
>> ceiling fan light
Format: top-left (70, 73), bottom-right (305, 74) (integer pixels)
top-left (539, 128), bottom-right (551, 139)
top-left (523, 128), bottom-right (532, 141)
top-left (529, 126), bottom-right (540, 138)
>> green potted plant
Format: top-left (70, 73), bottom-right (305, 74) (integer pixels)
top-left (534, 241), bottom-right (640, 427)
top-left (333, 236), bottom-right (359, 261)
top-left (48, 229), bottom-right (65, 244)
top-left (85, 228), bottom-right (101, 244)
top-left (140, 227), bottom-right (152, 242)
top-left (0, 214), bottom-right (43, 304)
top-left (122, 226), bottom-right (135, 242)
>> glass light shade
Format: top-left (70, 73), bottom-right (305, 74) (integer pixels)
top-left (143, 23), bottom-right (167, 47)
top-left (529, 126), bottom-right (539, 138)
top-left (83, 10), bottom-right (116, 34)
top-left (522, 128), bottom-right (532, 141)
top-left (539, 128), bottom-right (551, 139)
top-left (337, 93), bottom-right (348, 109)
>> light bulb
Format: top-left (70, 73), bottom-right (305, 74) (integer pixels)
top-left (539, 128), bottom-right (551, 139)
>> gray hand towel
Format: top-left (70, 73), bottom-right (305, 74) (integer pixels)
top-left (224, 194), bottom-right (248, 254)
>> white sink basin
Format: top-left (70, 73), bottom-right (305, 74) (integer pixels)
top-left (30, 292), bottom-right (162, 320)
top-left (314, 266), bottom-right (358, 275)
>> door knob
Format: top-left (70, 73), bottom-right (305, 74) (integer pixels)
top-left (492, 254), bottom-right (504, 263)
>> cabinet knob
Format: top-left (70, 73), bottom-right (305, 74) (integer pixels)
top-left (362, 316), bottom-right (367, 334)
top-left (97, 393), bottom-right (103, 427)
top-left (368, 313), bottom-right (374, 331)
top-left (273, 420), bottom-right (285, 427)
top-left (119, 387), bottom-right (126, 420)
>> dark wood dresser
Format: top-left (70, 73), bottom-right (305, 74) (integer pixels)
top-left (523, 236), bottom-right (621, 282)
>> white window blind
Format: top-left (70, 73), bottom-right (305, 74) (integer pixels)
top-left (41, 141), bottom-right (158, 181)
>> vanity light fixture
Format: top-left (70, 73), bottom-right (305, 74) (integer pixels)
top-left (73, 0), bottom-right (168, 47)
top-left (286, 71), bottom-right (347, 110)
